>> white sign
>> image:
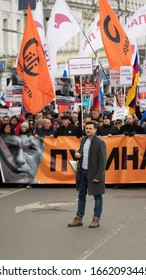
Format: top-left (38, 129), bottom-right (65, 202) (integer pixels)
top-left (68, 57), bottom-right (93, 76)
top-left (5, 92), bottom-right (22, 102)
top-left (112, 107), bottom-right (129, 121)
top-left (8, 107), bottom-right (22, 118)
top-left (120, 66), bottom-right (132, 86)
top-left (73, 102), bottom-right (81, 112)
top-left (138, 76), bottom-right (146, 93)
top-left (109, 69), bottom-right (120, 87)
top-left (0, 107), bottom-right (22, 119)
top-left (0, 108), bottom-right (9, 119)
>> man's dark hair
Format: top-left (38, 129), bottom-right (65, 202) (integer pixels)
top-left (10, 115), bottom-right (19, 122)
top-left (3, 116), bottom-right (10, 121)
top-left (85, 120), bottom-right (97, 129)
top-left (25, 112), bottom-right (33, 119)
top-left (60, 78), bottom-right (71, 85)
top-left (1, 123), bottom-right (11, 133)
top-left (61, 115), bottom-right (71, 120)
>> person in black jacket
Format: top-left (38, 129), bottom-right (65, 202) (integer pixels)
top-left (119, 114), bottom-right (143, 135)
top-left (97, 115), bottom-right (119, 136)
top-left (55, 115), bottom-right (81, 137)
top-left (68, 121), bottom-right (106, 228)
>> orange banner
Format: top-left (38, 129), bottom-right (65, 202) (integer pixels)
top-left (35, 135), bottom-right (146, 184)
top-left (104, 135), bottom-right (145, 184)
top-left (35, 136), bottom-right (80, 184)
top-left (16, 4), bottom-right (54, 114)
top-left (99, 0), bottom-right (132, 71)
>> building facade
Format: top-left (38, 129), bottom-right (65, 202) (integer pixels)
top-left (0, 0), bottom-right (146, 91)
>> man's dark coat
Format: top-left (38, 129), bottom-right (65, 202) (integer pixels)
top-left (76, 135), bottom-right (107, 195)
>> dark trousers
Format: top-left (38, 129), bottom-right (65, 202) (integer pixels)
top-left (76, 169), bottom-right (103, 221)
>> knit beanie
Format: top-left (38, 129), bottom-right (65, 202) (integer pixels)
top-left (21, 122), bottom-right (29, 129)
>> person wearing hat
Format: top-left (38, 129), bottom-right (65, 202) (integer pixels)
top-left (20, 121), bottom-right (31, 136)
top-left (55, 115), bottom-right (82, 137)
top-left (97, 115), bottom-right (119, 136)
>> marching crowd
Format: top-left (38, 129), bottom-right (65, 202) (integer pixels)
top-left (0, 104), bottom-right (146, 137)
top-left (0, 104), bottom-right (146, 190)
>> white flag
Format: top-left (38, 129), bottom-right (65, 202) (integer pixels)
top-left (79, 15), bottom-right (103, 57)
top-left (46, 0), bottom-right (81, 52)
top-left (33, 1), bottom-right (55, 82)
top-left (124, 5), bottom-right (146, 39)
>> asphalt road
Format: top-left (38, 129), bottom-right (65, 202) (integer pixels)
top-left (0, 184), bottom-right (146, 260)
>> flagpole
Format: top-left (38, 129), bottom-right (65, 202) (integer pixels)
top-left (88, 94), bottom-right (91, 113)
top-left (77, 23), bottom-right (122, 103)
top-left (123, 86), bottom-right (126, 108)
top-left (71, 11), bottom-right (109, 83)
top-left (80, 76), bottom-right (84, 131)
top-left (78, 25), bottom-right (110, 84)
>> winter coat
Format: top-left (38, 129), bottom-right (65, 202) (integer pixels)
top-left (76, 134), bottom-right (107, 195)
top-left (55, 124), bottom-right (81, 137)
top-left (36, 127), bottom-right (55, 136)
top-left (97, 124), bottom-right (119, 136)
top-left (119, 123), bottom-right (144, 135)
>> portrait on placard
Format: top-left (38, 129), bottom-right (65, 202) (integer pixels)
top-left (55, 77), bottom-right (75, 104)
top-left (0, 135), bottom-right (44, 184)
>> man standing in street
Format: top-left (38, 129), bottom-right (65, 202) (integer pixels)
top-left (68, 121), bottom-right (107, 228)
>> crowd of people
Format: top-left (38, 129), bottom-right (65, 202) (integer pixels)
top-left (0, 104), bottom-right (146, 137)
top-left (0, 104), bottom-right (145, 188)
top-left (0, 101), bottom-right (145, 230)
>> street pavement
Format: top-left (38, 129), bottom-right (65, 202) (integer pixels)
top-left (0, 184), bottom-right (146, 260)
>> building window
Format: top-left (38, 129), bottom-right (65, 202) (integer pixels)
top-left (17, 19), bottom-right (21, 50)
top-left (3, 19), bottom-right (8, 54)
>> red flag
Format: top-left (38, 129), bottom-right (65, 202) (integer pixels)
top-left (16, 4), bottom-right (54, 114)
top-left (92, 80), bottom-right (100, 110)
top-left (99, 0), bottom-right (132, 71)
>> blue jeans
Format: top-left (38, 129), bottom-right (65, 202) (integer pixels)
top-left (76, 169), bottom-right (103, 221)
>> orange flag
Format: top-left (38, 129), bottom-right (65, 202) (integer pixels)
top-left (99, 0), bottom-right (132, 71)
top-left (16, 4), bottom-right (54, 114)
